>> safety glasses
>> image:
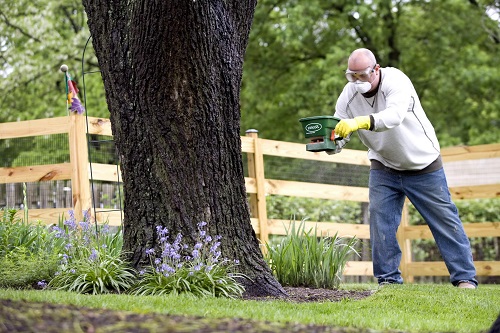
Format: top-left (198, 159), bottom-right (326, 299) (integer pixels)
top-left (345, 65), bottom-right (376, 82)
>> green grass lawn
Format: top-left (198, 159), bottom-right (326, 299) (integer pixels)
top-left (1, 283), bottom-right (499, 333)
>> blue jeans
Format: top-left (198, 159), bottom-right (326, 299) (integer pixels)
top-left (369, 168), bottom-right (478, 286)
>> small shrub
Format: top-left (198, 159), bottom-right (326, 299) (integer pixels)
top-left (264, 219), bottom-right (358, 289)
top-left (0, 247), bottom-right (59, 288)
top-left (131, 222), bottom-right (246, 299)
top-left (48, 210), bottom-right (136, 294)
top-left (0, 208), bottom-right (62, 288)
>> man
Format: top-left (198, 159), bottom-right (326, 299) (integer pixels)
top-left (333, 48), bottom-right (477, 288)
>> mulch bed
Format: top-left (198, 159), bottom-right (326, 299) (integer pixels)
top-left (0, 287), bottom-right (377, 333)
top-left (243, 287), bottom-right (374, 303)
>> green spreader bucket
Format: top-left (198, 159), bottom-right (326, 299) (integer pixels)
top-left (299, 115), bottom-right (341, 152)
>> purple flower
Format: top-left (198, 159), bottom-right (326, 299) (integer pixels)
top-left (79, 221), bottom-right (90, 231)
top-left (64, 218), bottom-right (77, 231)
top-left (51, 226), bottom-right (65, 238)
top-left (160, 264), bottom-right (175, 274)
top-left (156, 226), bottom-right (168, 236)
top-left (83, 210), bottom-right (90, 222)
top-left (60, 254), bottom-right (69, 265)
top-left (145, 248), bottom-right (155, 255)
top-left (174, 233), bottom-right (183, 244)
top-left (210, 242), bottom-right (220, 253)
top-left (37, 280), bottom-right (48, 289)
top-left (89, 249), bottom-right (98, 261)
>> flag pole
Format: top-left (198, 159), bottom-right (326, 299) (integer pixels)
top-left (60, 64), bottom-right (70, 116)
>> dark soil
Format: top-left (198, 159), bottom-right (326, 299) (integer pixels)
top-left (0, 287), bottom-right (377, 333)
top-left (244, 286), bottom-right (374, 303)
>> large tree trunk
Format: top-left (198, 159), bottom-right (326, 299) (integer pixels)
top-left (82, 0), bottom-right (286, 297)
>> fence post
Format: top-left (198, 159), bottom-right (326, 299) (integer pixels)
top-left (68, 113), bottom-right (91, 222)
top-left (245, 129), bottom-right (269, 251)
top-left (397, 201), bottom-right (413, 282)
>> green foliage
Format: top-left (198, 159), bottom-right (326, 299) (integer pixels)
top-left (11, 135), bottom-right (70, 166)
top-left (131, 222), bottom-right (246, 299)
top-left (267, 196), bottom-right (363, 223)
top-left (48, 253), bottom-right (136, 294)
top-left (0, 0), bottom-right (108, 166)
top-left (47, 211), bottom-right (136, 294)
top-left (0, 208), bottom-right (61, 288)
top-left (0, 247), bottom-right (58, 289)
top-left (264, 220), bottom-right (358, 289)
top-left (0, 208), bottom-right (61, 258)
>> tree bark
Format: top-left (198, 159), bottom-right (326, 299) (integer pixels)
top-left (82, 0), bottom-right (286, 297)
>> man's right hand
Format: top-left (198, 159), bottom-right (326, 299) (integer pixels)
top-left (335, 116), bottom-right (371, 137)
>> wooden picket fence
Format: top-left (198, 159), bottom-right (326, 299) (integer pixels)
top-left (1, 114), bottom-right (500, 282)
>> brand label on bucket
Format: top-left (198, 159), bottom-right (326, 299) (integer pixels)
top-left (305, 123), bottom-right (322, 134)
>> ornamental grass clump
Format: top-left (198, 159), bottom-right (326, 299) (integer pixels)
top-left (264, 219), bottom-right (359, 289)
top-left (47, 210), bottom-right (136, 294)
top-left (131, 222), bottom-right (246, 299)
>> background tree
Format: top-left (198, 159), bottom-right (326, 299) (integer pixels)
top-left (0, 0), bottom-right (107, 167)
top-left (81, 0), bottom-right (285, 297)
top-left (0, 0), bottom-right (105, 122)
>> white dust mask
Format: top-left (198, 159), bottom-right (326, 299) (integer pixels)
top-left (353, 80), bottom-right (372, 94)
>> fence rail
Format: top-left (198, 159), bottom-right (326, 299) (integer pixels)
top-left (1, 115), bottom-right (499, 281)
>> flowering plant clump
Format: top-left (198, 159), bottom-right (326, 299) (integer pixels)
top-left (47, 210), bottom-right (136, 294)
top-left (131, 222), bottom-right (246, 298)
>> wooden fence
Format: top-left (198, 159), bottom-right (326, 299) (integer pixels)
top-left (1, 114), bottom-right (500, 282)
